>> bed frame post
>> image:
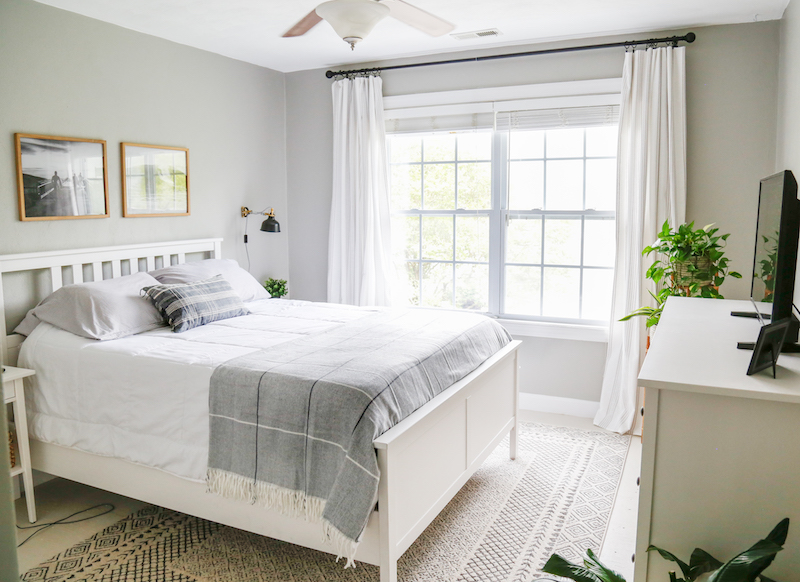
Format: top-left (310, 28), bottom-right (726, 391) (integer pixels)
top-left (509, 348), bottom-right (519, 460)
top-left (377, 447), bottom-right (398, 582)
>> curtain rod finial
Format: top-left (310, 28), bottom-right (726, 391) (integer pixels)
top-left (686, 32), bottom-right (696, 43)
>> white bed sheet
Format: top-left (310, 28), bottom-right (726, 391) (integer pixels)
top-left (19, 299), bottom-right (377, 481)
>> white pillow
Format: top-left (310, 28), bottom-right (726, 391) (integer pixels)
top-left (149, 259), bottom-right (270, 303)
top-left (13, 272), bottom-right (165, 340)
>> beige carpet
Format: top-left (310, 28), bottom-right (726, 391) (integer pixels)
top-left (22, 423), bottom-right (630, 582)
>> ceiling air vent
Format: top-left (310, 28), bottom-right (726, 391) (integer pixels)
top-left (451, 29), bottom-right (501, 41)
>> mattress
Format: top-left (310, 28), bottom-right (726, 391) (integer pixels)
top-left (19, 299), bottom-right (378, 481)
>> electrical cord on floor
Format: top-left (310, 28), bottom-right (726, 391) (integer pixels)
top-left (16, 503), bottom-right (116, 548)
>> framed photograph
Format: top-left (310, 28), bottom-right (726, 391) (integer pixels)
top-left (747, 318), bottom-right (791, 377)
top-left (15, 133), bottom-right (109, 221)
top-left (121, 143), bottom-right (190, 217)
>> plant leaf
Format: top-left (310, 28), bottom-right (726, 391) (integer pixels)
top-left (707, 540), bottom-right (783, 582)
top-left (542, 554), bottom-right (604, 582)
top-left (765, 518), bottom-right (789, 547)
top-left (690, 548), bottom-right (723, 577)
top-left (649, 546), bottom-right (693, 580)
top-left (582, 548), bottom-right (627, 582)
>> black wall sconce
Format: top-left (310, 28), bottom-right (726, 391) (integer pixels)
top-left (241, 206), bottom-right (280, 236)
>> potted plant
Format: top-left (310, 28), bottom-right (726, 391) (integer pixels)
top-left (264, 278), bottom-right (288, 298)
top-left (541, 517), bottom-right (789, 582)
top-left (621, 221), bottom-right (742, 328)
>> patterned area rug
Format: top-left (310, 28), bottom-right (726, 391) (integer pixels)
top-left (22, 423), bottom-right (630, 582)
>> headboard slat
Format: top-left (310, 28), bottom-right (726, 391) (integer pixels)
top-left (92, 262), bottom-right (102, 282)
top-left (71, 264), bottom-right (84, 284)
top-left (50, 266), bottom-right (63, 291)
top-left (146, 256), bottom-right (155, 271)
top-left (111, 261), bottom-right (122, 279)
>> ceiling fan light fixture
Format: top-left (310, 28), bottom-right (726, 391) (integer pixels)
top-left (315, 0), bottom-right (390, 49)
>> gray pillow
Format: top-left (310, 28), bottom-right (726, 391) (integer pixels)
top-left (142, 275), bottom-right (250, 333)
top-left (149, 259), bottom-right (270, 303)
top-left (14, 272), bottom-right (165, 340)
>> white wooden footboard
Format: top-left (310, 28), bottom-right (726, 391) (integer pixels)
top-left (374, 340), bottom-right (520, 582)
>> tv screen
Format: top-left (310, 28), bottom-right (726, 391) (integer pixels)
top-left (751, 176), bottom-right (786, 304)
top-left (749, 170), bottom-right (800, 343)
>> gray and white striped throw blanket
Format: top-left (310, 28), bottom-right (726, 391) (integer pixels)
top-left (206, 308), bottom-right (510, 565)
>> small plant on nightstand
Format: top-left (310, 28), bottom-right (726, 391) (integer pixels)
top-left (264, 278), bottom-right (288, 298)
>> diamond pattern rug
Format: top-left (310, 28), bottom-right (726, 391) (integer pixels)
top-left (22, 423), bottom-right (630, 582)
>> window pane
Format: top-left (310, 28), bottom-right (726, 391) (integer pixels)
top-left (422, 216), bottom-right (453, 260)
top-left (391, 136), bottom-right (422, 163)
top-left (456, 215), bottom-right (489, 262)
top-left (390, 164), bottom-right (421, 210)
top-left (421, 262), bottom-right (453, 308)
top-left (423, 135), bottom-right (455, 162)
top-left (584, 219), bottom-right (615, 267)
top-left (544, 218), bottom-right (581, 265)
top-left (542, 267), bottom-right (580, 318)
top-left (546, 128), bottom-right (584, 158)
top-left (585, 159), bottom-right (616, 211)
top-left (582, 268), bottom-right (613, 321)
top-left (458, 132), bottom-right (491, 161)
top-left (397, 261), bottom-right (420, 307)
top-left (545, 160), bottom-right (583, 210)
top-left (506, 217), bottom-right (542, 264)
top-left (423, 164), bottom-right (455, 209)
top-left (509, 160), bottom-right (544, 210)
top-left (586, 126), bottom-right (617, 157)
top-left (505, 266), bottom-right (541, 316)
top-left (391, 215), bottom-right (420, 260)
top-left (457, 162), bottom-right (491, 209)
top-left (456, 263), bottom-right (489, 311)
top-left (510, 130), bottom-right (544, 159)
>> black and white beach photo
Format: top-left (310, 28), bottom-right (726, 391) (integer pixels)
top-left (15, 134), bottom-right (109, 221)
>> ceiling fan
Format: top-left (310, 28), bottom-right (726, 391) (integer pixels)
top-left (283, 0), bottom-right (455, 50)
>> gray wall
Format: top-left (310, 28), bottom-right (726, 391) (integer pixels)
top-left (286, 22), bottom-right (780, 401)
top-left (0, 0), bottom-right (290, 288)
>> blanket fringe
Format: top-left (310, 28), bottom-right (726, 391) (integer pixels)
top-left (206, 468), bottom-right (359, 568)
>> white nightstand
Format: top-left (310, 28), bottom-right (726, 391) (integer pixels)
top-left (3, 365), bottom-right (36, 523)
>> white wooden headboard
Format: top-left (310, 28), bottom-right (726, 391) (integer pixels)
top-left (0, 238), bottom-right (222, 366)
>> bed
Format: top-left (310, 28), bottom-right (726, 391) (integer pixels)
top-left (0, 239), bottom-right (520, 582)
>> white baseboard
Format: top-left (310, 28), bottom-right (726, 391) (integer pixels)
top-left (519, 393), bottom-right (600, 419)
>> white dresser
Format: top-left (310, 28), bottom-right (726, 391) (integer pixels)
top-left (635, 296), bottom-right (800, 581)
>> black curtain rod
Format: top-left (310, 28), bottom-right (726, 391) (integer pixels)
top-left (325, 32), bottom-right (695, 78)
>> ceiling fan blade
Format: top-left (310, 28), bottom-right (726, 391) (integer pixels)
top-left (381, 0), bottom-right (455, 37)
top-left (282, 9), bottom-right (323, 37)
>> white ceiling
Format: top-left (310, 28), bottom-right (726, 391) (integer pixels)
top-left (33, 0), bottom-right (790, 73)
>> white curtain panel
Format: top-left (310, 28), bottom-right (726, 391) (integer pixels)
top-left (327, 75), bottom-right (394, 307)
top-left (594, 47), bottom-right (687, 434)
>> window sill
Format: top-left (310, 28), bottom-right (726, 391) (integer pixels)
top-left (496, 318), bottom-right (608, 343)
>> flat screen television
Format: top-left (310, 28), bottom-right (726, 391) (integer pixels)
top-left (734, 170), bottom-right (800, 351)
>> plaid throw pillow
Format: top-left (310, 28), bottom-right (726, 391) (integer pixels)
top-left (142, 275), bottom-right (250, 333)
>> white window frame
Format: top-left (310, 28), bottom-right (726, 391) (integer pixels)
top-left (384, 80), bottom-right (621, 342)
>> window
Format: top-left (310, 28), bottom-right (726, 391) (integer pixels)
top-left (388, 107), bottom-right (618, 325)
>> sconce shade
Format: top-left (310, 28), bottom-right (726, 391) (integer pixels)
top-left (260, 215), bottom-right (280, 233)
top-left (315, 0), bottom-right (390, 48)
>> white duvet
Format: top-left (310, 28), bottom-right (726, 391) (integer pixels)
top-left (19, 299), bottom-right (377, 481)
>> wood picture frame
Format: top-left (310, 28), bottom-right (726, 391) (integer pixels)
top-left (121, 143), bottom-right (190, 217)
top-left (15, 133), bottom-right (110, 221)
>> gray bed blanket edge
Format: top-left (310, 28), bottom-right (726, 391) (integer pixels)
top-left (206, 308), bottom-right (511, 565)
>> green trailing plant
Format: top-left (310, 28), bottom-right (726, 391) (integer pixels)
top-left (620, 221), bottom-right (742, 328)
top-left (264, 278), bottom-right (288, 298)
top-left (541, 518), bottom-right (789, 582)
